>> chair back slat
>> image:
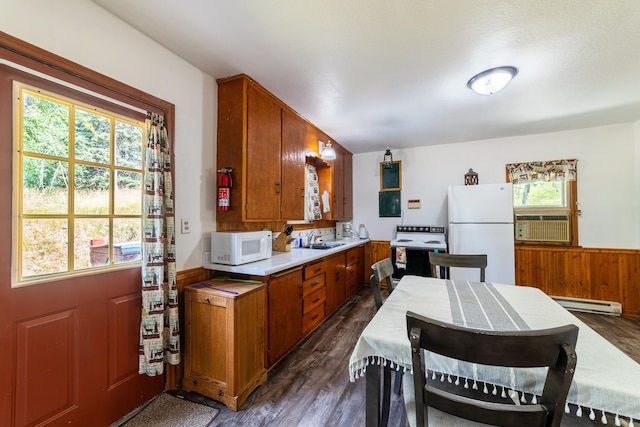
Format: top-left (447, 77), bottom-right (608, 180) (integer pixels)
top-left (406, 311), bottom-right (578, 427)
top-left (371, 258), bottom-right (395, 292)
top-left (429, 253), bottom-right (487, 282)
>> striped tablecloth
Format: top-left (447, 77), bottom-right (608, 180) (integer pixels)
top-left (349, 276), bottom-right (640, 425)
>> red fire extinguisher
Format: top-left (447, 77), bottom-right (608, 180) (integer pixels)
top-left (217, 168), bottom-right (232, 211)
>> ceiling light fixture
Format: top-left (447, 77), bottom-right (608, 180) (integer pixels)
top-left (467, 66), bottom-right (518, 95)
top-left (318, 140), bottom-right (336, 160)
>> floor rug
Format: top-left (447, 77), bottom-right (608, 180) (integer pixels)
top-left (123, 393), bottom-right (219, 427)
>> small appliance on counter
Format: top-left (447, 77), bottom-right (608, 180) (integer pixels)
top-left (336, 221), bottom-right (355, 239)
top-left (358, 224), bottom-right (369, 239)
top-left (210, 230), bottom-right (272, 265)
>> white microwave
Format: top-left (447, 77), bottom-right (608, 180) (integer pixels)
top-left (210, 230), bottom-right (272, 265)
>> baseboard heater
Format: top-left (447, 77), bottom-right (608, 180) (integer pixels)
top-left (552, 296), bottom-right (622, 316)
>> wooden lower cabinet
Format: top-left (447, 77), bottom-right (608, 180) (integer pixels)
top-left (302, 260), bottom-right (327, 334)
top-left (182, 280), bottom-right (267, 411)
top-left (325, 252), bottom-right (346, 315)
top-left (346, 245), bottom-right (365, 297)
top-left (268, 267), bottom-right (304, 366)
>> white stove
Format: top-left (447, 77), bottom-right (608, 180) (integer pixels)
top-left (390, 225), bottom-right (447, 251)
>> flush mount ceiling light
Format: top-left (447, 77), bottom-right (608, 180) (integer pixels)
top-left (467, 66), bottom-right (518, 95)
top-left (318, 140), bottom-right (336, 160)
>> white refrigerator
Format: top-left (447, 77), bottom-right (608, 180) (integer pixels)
top-left (447, 183), bottom-right (515, 284)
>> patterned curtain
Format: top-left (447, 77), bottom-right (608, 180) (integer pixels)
top-left (506, 159), bottom-right (577, 184)
top-left (139, 112), bottom-right (179, 376)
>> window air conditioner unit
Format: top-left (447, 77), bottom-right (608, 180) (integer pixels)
top-left (514, 213), bottom-right (570, 243)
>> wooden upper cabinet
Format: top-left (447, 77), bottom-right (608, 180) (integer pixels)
top-left (331, 143), bottom-right (345, 220)
top-left (328, 143), bottom-right (352, 220)
top-left (281, 110), bottom-right (306, 220)
top-left (246, 84), bottom-right (282, 220)
top-left (216, 73), bottom-right (352, 223)
top-left (217, 76), bottom-right (246, 223)
top-left (343, 149), bottom-right (353, 220)
top-left (217, 74), bottom-right (290, 222)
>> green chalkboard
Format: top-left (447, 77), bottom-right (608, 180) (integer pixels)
top-left (379, 190), bottom-right (401, 217)
top-left (380, 161), bottom-right (401, 191)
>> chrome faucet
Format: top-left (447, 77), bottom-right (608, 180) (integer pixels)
top-left (307, 230), bottom-right (317, 246)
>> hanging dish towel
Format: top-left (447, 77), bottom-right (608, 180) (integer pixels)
top-left (395, 247), bottom-right (407, 269)
top-left (321, 190), bottom-right (331, 213)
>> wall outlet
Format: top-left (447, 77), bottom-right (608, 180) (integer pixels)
top-left (181, 218), bottom-right (191, 234)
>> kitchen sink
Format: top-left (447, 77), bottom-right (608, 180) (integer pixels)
top-left (302, 242), bottom-right (346, 250)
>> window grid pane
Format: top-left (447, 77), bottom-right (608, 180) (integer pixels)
top-left (21, 218), bottom-right (69, 278)
top-left (513, 181), bottom-right (567, 209)
top-left (16, 84), bottom-right (145, 284)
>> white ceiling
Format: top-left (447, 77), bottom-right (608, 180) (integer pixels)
top-left (92, 0), bottom-right (640, 154)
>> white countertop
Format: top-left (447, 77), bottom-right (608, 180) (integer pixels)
top-left (203, 238), bottom-right (369, 276)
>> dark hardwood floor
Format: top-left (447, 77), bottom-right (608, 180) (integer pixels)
top-left (204, 286), bottom-right (639, 427)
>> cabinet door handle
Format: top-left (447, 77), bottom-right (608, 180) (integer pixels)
top-left (275, 183), bottom-right (281, 194)
top-left (312, 298), bottom-right (320, 304)
top-left (301, 188), bottom-right (305, 198)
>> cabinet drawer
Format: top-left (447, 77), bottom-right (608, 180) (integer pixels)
top-left (303, 287), bottom-right (326, 315)
top-left (304, 260), bottom-right (326, 279)
top-left (345, 263), bottom-right (357, 282)
top-left (303, 303), bottom-right (325, 334)
top-left (346, 248), bottom-right (359, 266)
top-left (302, 274), bottom-right (325, 298)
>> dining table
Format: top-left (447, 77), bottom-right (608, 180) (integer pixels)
top-left (349, 275), bottom-right (640, 427)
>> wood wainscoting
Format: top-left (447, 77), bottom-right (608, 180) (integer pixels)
top-left (515, 245), bottom-right (640, 317)
top-left (364, 241), bottom-right (640, 317)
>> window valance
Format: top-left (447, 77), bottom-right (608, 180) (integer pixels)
top-left (506, 159), bottom-right (577, 184)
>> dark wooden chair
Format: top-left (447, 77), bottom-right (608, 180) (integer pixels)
top-left (370, 258), bottom-right (395, 310)
top-left (429, 252), bottom-right (487, 282)
top-left (405, 311), bottom-right (578, 427)
top-left (369, 258), bottom-right (403, 413)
